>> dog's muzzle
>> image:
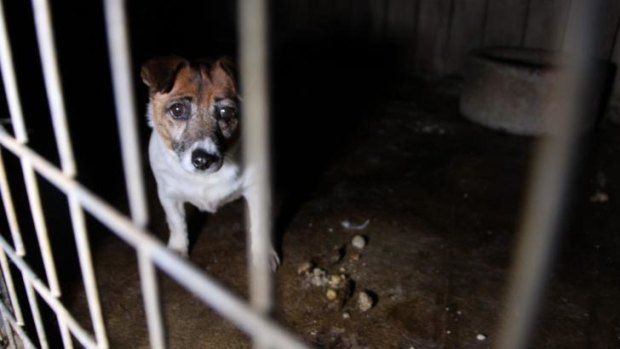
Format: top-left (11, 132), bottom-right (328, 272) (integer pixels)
top-left (191, 149), bottom-right (220, 171)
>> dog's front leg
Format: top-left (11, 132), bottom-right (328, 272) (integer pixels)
top-left (159, 194), bottom-right (189, 256)
top-left (244, 191), bottom-right (280, 271)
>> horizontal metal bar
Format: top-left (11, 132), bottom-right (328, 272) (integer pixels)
top-left (152, 248), bottom-right (308, 349)
top-left (0, 127), bottom-right (309, 349)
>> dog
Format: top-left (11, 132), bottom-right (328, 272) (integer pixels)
top-left (141, 55), bottom-right (279, 270)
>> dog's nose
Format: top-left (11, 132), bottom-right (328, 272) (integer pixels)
top-left (191, 149), bottom-right (218, 170)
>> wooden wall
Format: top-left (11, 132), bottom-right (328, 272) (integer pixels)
top-left (274, 0), bottom-right (620, 113)
top-left (275, 0), bottom-right (618, 74)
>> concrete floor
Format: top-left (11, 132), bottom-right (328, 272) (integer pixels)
top-left (66, 78), bottom-right (620, 348)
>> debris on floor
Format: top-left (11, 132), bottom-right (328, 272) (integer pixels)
top-left (357, 291), bottom-right (375, 312)
top-left (66, 78), bottom-right (620, 348)
top-left (351, 235), bottom-right (367, 250)
top-left (341, 219), bottom-right (370, 230)
top-left (299, 233), bottom-right (378, 316)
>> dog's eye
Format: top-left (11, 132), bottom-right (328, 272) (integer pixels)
top-left (169, 103), bottom-right (189, 120)
top-left (218, 106), bottom-right (236, 120)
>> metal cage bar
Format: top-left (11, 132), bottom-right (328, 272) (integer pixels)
top-left (8, 0), bottom-right (602, 347)
top-left (66, 196), bottom-right (108, 348)
top-left (23, 280), bottom-right (48, 349)
top-left (0, 0), bottom-right (27, 145)
top-left (30, 0), bottom-right (76, 176)
top-left (103, 1), bottom-right (164, 347)
top-left (0, 0), bottom-right (26, 256)
top-left (0, 148), bottom-right (25, 257)
top-left (0, 0), bottom-right (61, 299)
top-left (0, 301), bottom-right (36, 349)
top-left (0, 248), bottom-right (23, 326)
top-left (495, 1), bottom-right (602, 348)
top-left (29, 0), bottom-right (110, 346)
top-left (239, 0), bottom-right (275, 320)
top-left (0, 236), bottom-right (98, 348)
top-left (58, 319), bottom-right (73, 349)
top-left (21, 162), bottom-right (61, 297)
top-left (0, 126), bottom-right (309, 348)
top-left (2, 0), bottom-right (65, 302)
top-left (137, 250), bottom-right (165, 349)
top-left (103, 0), bottom-right (149, 229)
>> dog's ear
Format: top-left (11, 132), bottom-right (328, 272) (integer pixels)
top-left (141, 55), bottom-right (188, 94)
top-left (213, 56), bottom-right (238, 90)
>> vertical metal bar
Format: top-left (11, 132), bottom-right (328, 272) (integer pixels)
top-left (558, 0), bottom-right (573, 50)
top-left (0, 249), bottom-right (24, 326)
top-left (30, 1), bottom-right (110, 346)
top-left (496, 1), bottom-right (600, 348)
top-left (1, 0), bottom-right (65, 297)
top-left (23, 281), bottom-right (48, 349)
top-left (0, 24), bottom-right (65, 303)
top-left (0, 0), bottom-right (28, 144)
top-left (239, 0), bottom-right (274, 319)
top-left (58, 319), bottom-right (73, 349)
top-left (30, 0), bottom-right (75, 176)
top-left (138, 251), bottom-right (165, 349)
top-left (0, 148), bottom-right (25, 257)
top-left (103, 0), bottom-right (149, 228)
top-left (22, 165), bottom-right (61, 296)
top-left (67, 198), bottom-right (108, 348)
top-left (103, 2), bottom-right (161, 348)
top-left (0, 251), bottom-right (21, 349)
top-left (0, 0), bottom-right (27, 256)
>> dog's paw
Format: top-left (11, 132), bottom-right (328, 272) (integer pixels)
top-left (168, 247), bottom-right (188, 258)
top-left (167, 241), bottom-right (189, 257)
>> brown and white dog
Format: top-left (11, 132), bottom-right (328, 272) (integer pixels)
top-left (141, 55), bottom-right (279, 269)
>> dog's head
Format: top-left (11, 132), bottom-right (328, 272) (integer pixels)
top-left (141, 55), bottom-right (240, 174)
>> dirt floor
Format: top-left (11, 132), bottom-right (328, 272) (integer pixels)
top-left (65, 77), bottom-right (620, 349)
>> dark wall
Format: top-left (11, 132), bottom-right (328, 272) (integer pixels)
top-left (273, 0), bottom-right (620, 77)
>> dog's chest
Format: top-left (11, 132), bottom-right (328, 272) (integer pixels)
top-left (159, 164), bottom-right (244, 212)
